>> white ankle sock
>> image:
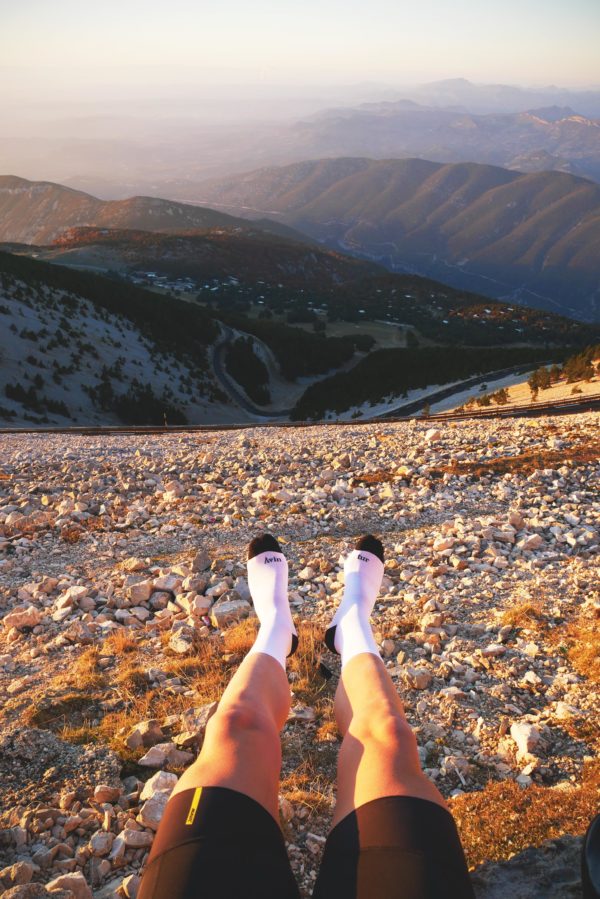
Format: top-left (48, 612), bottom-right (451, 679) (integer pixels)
top-left (246, 550), bottom-right (297, 670)
top-left (327, 549), bottom-right (384, 668)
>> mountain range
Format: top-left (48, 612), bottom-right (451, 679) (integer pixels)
top-left (194, 158), bottom-right (600, 321)
top-left (383, 79), bottom-right (600, 118)
top-left (0, 175), bottom-right (306, 246)
top-left (2, 165), bottom-right (599, 325)
top-left (277, 102), bottom-right (600, 183)
top-left (7, 80), bottom-right (600, 201)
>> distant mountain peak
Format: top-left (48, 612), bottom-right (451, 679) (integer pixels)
top-left (423, 77), bottom-right (473, 87)
top-left (525, 105), bottom-right (578, 122)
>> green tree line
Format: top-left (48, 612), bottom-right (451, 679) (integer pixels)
top-left (292, 347), bottom-right (564, 420)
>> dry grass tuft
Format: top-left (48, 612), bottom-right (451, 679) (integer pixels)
top-left (288, 622), bottom-right (330, 708)
top-left (280, 786), bottom-right (332, 817)
top-left (60, 525), bottom-right (84, 544)
top-left (23, 648), bottom-right (106, 730)
top-left (316, 718), bottom-right (339, 743)
top-left (66, 647), bottom-right (106, 691)
top-left (356, 470), bottom-right (394, 485)
top-left (2, 519), bottom-right (52, 539)
top-left (550, 616), bottom-right (600, 685)
top-left (452, 759), bottom-right (600, 870)
top-left (542, 595), bottom-right (599, 689)
top-left (280, 741), bottom-right (337, 816)
top-left (59, 724), bottom-right (102, 745)
top-left (102, 630), bottom-right (139, 655)
top-left (500, 601), bottom-right (545, 629)
top-left (222, 618), bottom-right (258, 655)
top-left (114, 658), bottom-right (150, 696)
top-left (25, 693), bottom-right (98, 729)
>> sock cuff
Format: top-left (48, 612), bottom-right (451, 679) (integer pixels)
top-left (344, 548), bottom-right (384, 581)
top-left (247, 550), bottom-right (288, 576)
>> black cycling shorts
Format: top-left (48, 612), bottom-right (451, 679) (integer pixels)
top-left (138, 787), bottom-right (300, 899)
top-left (312, 794), bottom-right (475, 899)
top-left (138, 787), bottom-right (474, 899)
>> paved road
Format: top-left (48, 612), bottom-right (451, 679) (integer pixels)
top-left (435, 394), bottom-right (600, 421)
top-left (376, 363), bottom-right (543, 419)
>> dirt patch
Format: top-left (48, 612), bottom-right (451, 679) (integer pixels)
top-left (431, 442), bottom-right (600, 479)
top-left (0, 728), bottom-right (121, 812)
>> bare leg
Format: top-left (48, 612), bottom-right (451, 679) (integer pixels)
top-left (171, 651), bottom-right (290, 820)
top-left (171, 534), bottom-right (296, 821)
top-left (331, 652), bottom-right (447, 827)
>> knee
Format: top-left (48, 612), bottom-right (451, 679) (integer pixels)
top-left (208, 701), bottom-right (277, 743)
top-left (351, 708), bottom-right (417, 753)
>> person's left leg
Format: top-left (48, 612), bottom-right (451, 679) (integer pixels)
top-left (170, 650), bottom-right (290, 819)
top-left (313, 535), bottom-right (474, 899)
top-left (138, 535), bottom-right (300, 899)
top-left (171, 532), bottom-right (296, 818)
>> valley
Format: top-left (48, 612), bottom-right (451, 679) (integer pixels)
top-left (2, 221), bottom-right (596, 427)
top-left (195, 157), bottom-right (600, 321)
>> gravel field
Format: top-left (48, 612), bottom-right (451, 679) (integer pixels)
top-left (0, 414), bottom-right (599, 898)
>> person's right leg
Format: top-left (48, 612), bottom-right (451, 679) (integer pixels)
top-left (331, 651), bottom-right (447, 826)
top-left (313, 536), bottom-right (474, 899)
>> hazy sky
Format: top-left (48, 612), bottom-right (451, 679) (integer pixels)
top-left (1, 0), bottom-right (599, 90)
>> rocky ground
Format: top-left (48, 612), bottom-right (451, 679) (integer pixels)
top-left (0, 415), bottom-right (599, 898)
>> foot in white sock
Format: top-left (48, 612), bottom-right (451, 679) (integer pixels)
top-left (325, 535), bottom-right (384, 668)
top-left (246, 534), bottom-right (298, 669)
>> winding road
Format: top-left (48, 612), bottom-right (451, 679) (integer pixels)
top-left (211, 324), bottom-right (292, 419)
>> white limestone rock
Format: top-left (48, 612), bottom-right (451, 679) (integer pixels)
top-left (3, 606), bottom-right (42, 630)
top-left (209, 594), bottom-right (252, 628)
top-left (125, 720), bottom-right (165, 751)
top-left (138, 791), bottom-right (169, 831)
top-left (140, 770), bottom-right (178, 801)
top-left (46, 873), bottom-right (92, 899)
top-left (510, 722), bottom-right (541, 756)
top-left (406, 667), bottom-right (433, 690)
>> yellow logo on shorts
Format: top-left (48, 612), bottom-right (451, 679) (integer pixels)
top-left (185, 787), bottom-right (203, 825)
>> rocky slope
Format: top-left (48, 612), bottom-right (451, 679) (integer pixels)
top-left (0, 414), bottom-right (598, 897)
top-left (0, 262), bottom-right (233, 427)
